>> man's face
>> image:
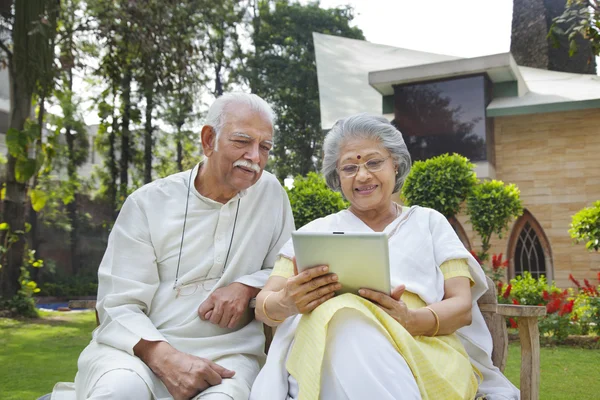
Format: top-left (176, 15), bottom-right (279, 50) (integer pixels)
top-left (204, 104), bottom-right (274, 193)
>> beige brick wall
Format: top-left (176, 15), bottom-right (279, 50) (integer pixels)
top-left (456, 109), bottom-right (600, 288)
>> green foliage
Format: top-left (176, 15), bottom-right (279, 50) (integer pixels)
top-left (0, 250), bottom-right (44, 318)
top-left (467, 180), bottom-right (523, 262)
top-left (286, 172), bottom-right (348, 229)
top-left (37, 274), bottom-right (98, 298)
top-left (573, 293), bottom-right (600, 335)
top-left (549, 0), bottom-right (600, 57)
top-left (499, 272), bottom-right (600, 343)
top-left (539, 311), bottom-right (577, 343)
top-left (245, 0), bottom-right (364, 180)
top-left (569, 200), bottom-right (600, 251)
top-left (501, 272), bottom-right (558, 306)
top-left (6, 123), bottom-right (44, 183)
top-left (402, 153), bottom-right (477, 219)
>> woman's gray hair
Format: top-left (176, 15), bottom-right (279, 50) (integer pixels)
top-left (321, 113), bottom-right (412, 193)
top-left (206, 92), bottom-right (276, 148)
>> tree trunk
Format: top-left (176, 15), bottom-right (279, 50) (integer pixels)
top-left (119, 68), bottom-right (132, 200)
top-left (108, 82), bottom-right (118, 216)
top-left (144, 80), bottom-right (154, 184)
top-left (65, 121), bottom-right (79, 275)
top-left (176, 122), bottom-right (184, 172)
top-left (214, 64), bottom-right (223, 97)
top-left (1, 61), bottom-right (31, 299)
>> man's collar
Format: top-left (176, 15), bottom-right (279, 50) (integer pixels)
top-left (191, 161), bottom-right (249, 204)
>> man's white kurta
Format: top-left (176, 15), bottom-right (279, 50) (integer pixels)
top-left (53, 164), bottom-right (294, 400)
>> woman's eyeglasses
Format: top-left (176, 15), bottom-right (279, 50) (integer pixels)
top-left (338, 157), bottom-right (390, 178)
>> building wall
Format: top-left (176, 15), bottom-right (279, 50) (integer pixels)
top-left (456, 109), bottom-right (600, 288)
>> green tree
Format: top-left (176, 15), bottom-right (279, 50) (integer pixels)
top-left (467, 180), bottom-right (523, 262)
top-left (199, 0), bottom-right (246, 97)
top-left (401, 154), bottom-right (477, 219)
top-left (88, 0), bottom-right (143, 208)
top-left (50, 0), bottom-right (90, 274)
top-left (287, 172), bottom-right (348, 229)
top-left (244, 0), bottom-right (364, 181)
top-left (0, 0), bottom-right (59, 300)
top-left (569, 200), bottom-right (600, 251)
top-left (549, 0), bottom-right (600, 57)
top-left (161, 0), bottom-right (205, 172)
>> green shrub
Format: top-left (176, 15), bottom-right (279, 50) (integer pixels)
top-left (286, 172), bottom-right (348, 229)
top-left (498, 271), bottom-right (561, 305)
top-left (401, 153), bottom-right (477, 219)
top-left (569, 200), bottom-right (600, 251)
top-left (37, 274), bottom-right (98, 298)
top-left (467, 180), bottom-right (523, 262)
top-left (498, 271), bottom-right (600, 343)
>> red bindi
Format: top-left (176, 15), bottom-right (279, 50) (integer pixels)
top-left (356, 155), bottom-right (361, 159)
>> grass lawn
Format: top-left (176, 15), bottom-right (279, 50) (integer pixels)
top-left (2, 311), bottom-right (600, 399)
top-left (0, 311), bottom-right (96, 400)
top-left (504, 342), bottom-right (600, 400)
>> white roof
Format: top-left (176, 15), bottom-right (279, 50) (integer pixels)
top-left (314, 33), bottom-right (600, 123)
top-left (313, 33), bottom-right (457, 130)
top-left (487, 67), bottom-right (600, 116)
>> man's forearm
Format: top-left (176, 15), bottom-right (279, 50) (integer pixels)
top-left (133, 339), bottom-right (173, 377)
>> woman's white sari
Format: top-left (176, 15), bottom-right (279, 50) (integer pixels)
top-left (250, 206), bottom-right (519, 400)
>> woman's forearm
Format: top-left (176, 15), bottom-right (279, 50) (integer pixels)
top-left (255, 289), bottom-right (296, 327)
top-left (407, 297), bottom-right (472, 336)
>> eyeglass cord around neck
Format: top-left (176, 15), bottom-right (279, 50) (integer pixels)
top-left (173, 166), bottom-right (241, 289)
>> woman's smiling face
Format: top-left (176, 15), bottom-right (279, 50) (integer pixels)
top-left (337, 137), bottom-right (397, 212)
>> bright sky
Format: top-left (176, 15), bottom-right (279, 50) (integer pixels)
top-left (314, 0), bottom-right (514, 57)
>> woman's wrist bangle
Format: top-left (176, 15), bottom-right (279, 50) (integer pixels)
top-left (424, 306), bottom-right (440, 336)
top-left (263, 291), bottom-right (285, 324)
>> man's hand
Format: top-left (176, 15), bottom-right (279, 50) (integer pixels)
top-left (134, 340), bottom-right (235, 400)
top-left (198, 282), bottom-right (260, 329)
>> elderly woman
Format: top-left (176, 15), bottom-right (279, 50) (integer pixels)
top-left (250, 114), bottom-right (519, 400)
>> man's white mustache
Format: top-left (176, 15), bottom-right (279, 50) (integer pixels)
top-left (233, 160), bottom-right (261, 173)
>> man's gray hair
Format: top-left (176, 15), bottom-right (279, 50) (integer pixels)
top-left (205, 92), bottom-right (276, 146)
top-left (321, 113), bottom-right (412, 193)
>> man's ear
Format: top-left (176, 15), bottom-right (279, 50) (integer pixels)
top-left (201, 125), bottom-right (217, 157)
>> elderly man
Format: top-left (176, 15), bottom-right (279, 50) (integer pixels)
top-left (51, 93), bottom-right (295, 400)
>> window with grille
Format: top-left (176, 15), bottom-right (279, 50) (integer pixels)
top-left (513, 221), bottom-right (547, 279)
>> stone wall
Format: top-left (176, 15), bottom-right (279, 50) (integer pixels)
top-left (456, 109), bottom-right (600, 288)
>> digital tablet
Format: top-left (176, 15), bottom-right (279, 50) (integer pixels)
top-left (291, 231), bottom-right (391, 295)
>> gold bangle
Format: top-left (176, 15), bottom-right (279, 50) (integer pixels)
top-left (424, 306), bottom-right (440, 337)
top-left (263, 292), bottom-right (285, 324)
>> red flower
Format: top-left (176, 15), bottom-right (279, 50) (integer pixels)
top-left (512, 298), bottom-right (520, 305)
top-left (542, 290), bottom-right (550, 301)
top-left (558, 299), bottom-right (575, 316)
top-left (492, 253), bottom-right (509, 270)
top-left (569, 274), bottom-right (581, 288)
top-left (597, 272), bottom-right (600, 283)
top-left (503, 284), bottom-right (512, 299)
top-left (546, 299), bottom-right (561, 314)
top-left (470, 251), bottom-right (482, 265)
top-left (509, 318), bottom-right (518, 328)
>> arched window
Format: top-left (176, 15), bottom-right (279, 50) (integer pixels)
top-left (507, 210), bottom-right (553, 280)
top-left (448, 217), bottom-right (471, 251)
